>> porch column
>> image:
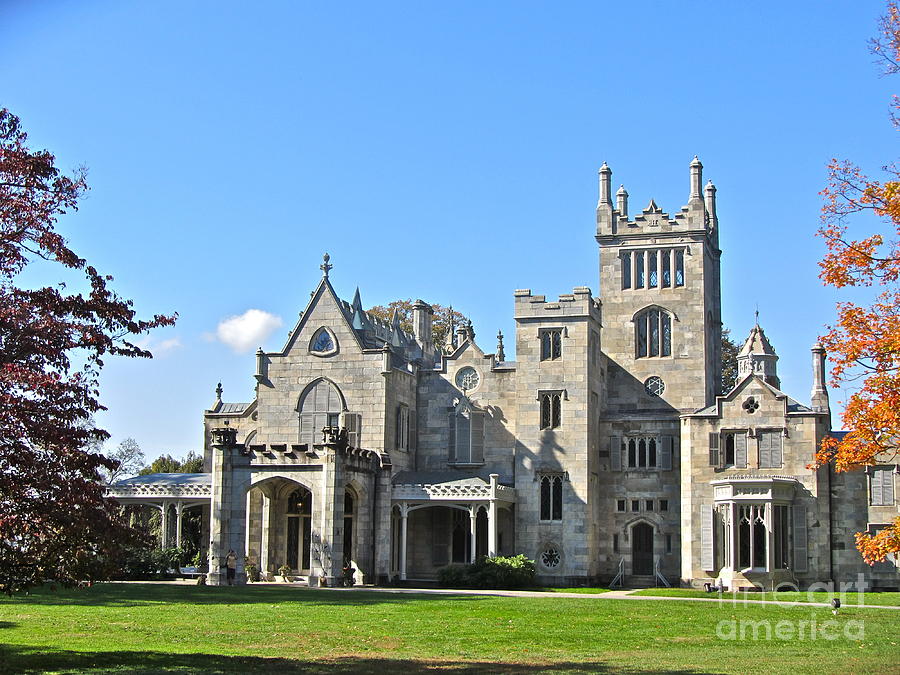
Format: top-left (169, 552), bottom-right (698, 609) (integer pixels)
top-left (160, 501), bottom-right (169, 548)
top-left (399, 503), bottom-right (409, 581)
top-left (488, 474), bottom-right (499, 557)
top-left (175, 501), bottom-right (184, 549)
top-left (765, 503), bottom-right (775, 572)
top-left (259, 488), bottom-right (275, 576)
top-left (469, 505), bottom-right (477, 563)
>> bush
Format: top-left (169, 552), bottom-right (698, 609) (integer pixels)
top-left (437, 555), bottom-right (535, 590)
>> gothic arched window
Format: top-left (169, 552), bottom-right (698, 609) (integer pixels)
top-left (635, 307), bottom-right (672, 358)
top-left (298, 379), bottom-right (343, 447)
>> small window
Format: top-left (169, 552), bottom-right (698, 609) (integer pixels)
top-left (621, 253), bottom-right (632, 290)
top-left (871, 467), bottom-right (896, 506)
top-left (616, 499), bottom-right (626, 512)
top-left (539, 475), bottom-right (564, 521)
top-left (645, 499), bottom-right (654, 512)
top-left (635, 251), bottom-right (645, 288)
top-left (613, 534), bottom-right (619, 553)
top-left (309, 327), bottom-right (338, 356)
top-left (631, 500), bottom-right (640, 512)
top-left (540, 329), bottom-right (562, 361)
top-left (648, 250), bottom-right (658, 288)
top-left (659, 499), bottom-right (669, 512)
top-left (539, 392), bottom-right (562, 430)
top-left (665, 533), bottom-right (672, 554)
top-left (661, 252), bottom-right (671, 287)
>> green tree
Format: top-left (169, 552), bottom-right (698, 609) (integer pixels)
top-left (367, 300), bottom-right (470, 353)
top-left (100, 438), bottom-right (145, 485)
top-left (721, 328), bottom-right (739, 393)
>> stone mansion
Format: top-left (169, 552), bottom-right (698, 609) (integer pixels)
top-left (110, 158), bottom-right (899, 590)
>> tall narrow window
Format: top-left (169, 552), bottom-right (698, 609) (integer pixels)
top-left (661, 251), bottom-right (671, 287)
top-left (396, 404), bottom-right (409, 451)
top-left (674, 249), bottom-right (685, 286)
top-left (449, 404), bottom-right (484, 464)
top-left (541, 329), bottom-right (562, 361)
top-left (635, 251), bottom-right (645, 288)
top-left (635, 308), bottom-right (672, 358)
top-left (540, 392), bottom-right (562, 429)
top-left (539, 475), bottom-right (563, 521)
top-left (648, 250), bottom-right (658, 288)
top-left (622, 252), bottom-right (632, 290)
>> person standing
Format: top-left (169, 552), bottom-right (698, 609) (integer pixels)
top-left (225, 550), bottom-right (237, 586)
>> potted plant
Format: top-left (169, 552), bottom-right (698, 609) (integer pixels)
top-left (245, 562), bottom-right (260, 583)
top-left (278, 564), bottom-right (292, 583)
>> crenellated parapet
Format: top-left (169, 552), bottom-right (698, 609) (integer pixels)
top-left (596, 157), bottom-right (717, 242)
top-left (513, 286), bottom-right (601, 322)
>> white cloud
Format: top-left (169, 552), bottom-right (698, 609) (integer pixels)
top-left (134, 335), bottom-right (183, 357)
top-left (215, 309), bottom-right (283, 354)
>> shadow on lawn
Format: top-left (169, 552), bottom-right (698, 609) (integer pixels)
top-left (2, 583), bottom-right (485, 608)
top-left (0, 646), bottom-right (722, 675)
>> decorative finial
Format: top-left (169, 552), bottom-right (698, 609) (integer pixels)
top-left (755, 305), bottom-right (759, 326)
top-left (320, 252), bottom-right (333, 277)
top-left (215, 382), bottom-right (223, 400)
top-left (447, 305), bottom-right (457, 352)
top-left (497, 330), bottom-right (506, 362)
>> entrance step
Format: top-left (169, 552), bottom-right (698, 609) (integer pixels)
top-left (627, 575), bottom-right (658, 588)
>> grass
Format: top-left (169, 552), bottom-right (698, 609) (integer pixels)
top-left (0, 582), bottom-right (898, 674)
top-left (629, 588), bottom-right (900, 606)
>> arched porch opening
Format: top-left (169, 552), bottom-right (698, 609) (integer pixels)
top-left (245, 476), bottom-right (315, 579)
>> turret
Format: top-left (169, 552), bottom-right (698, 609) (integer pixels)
top-left (737, 321), bottom-right (780, 389)
top-left (412, 299), bottom-right (434, 359)
top-left (811, 343), bottom-right (830, 414)
top-left (616, 184), bottom-right (628, 220)
top-left (689, 156), bottom-right (703, 203)
top-left (596, 162), bottom-right (615, 235)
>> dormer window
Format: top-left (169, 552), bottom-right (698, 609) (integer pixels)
top-left (309, 327), bottom-right (338, 356)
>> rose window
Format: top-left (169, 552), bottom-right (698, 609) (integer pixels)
top-left (541, 548), bottom-right (561, 569)
top-left (455, 367), bottom-right (480, 391)
top-left (644, 376), bottom-right (665, 397)
top-left (742, 397), bottom-right (760, 414)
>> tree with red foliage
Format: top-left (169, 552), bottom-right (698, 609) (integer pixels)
top-left (815, 3), bottom-right (900, 564)
top-left (0, 109), bottom-right (176, 594)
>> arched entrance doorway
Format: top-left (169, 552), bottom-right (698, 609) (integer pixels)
top-left (286, 486), bottom-right (312, 572)
top-left (632, 522), bottom-right (654, 575)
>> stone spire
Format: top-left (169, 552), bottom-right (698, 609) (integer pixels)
top-left (496, 330), bottom-right (506, 362)
top-left (737, 318), bottom-right (780, 388)
top-left (689, 155), bottom-right (703, 201)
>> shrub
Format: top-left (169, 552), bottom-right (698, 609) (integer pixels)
top-left (437, 555), bottom-right (535, 590)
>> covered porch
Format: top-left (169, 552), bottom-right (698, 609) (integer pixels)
top-left (391, 472), bottom-right (516, 581)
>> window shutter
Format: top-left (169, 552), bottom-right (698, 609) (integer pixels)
top-left (708, 433), bottom-right (719, 466)
top-left (869, 469), bottom-right (884, 506)
top-left (470, 412), bottom-right (484, 464)
top-left (300, 412), bottom-right (314, 446)
top-left (700, 503), bottom-right (714, 570)
top-left (884, 468), bottom-right (895, 505)
top-left (456, 413), bottom-right (471, 462)
top-left (792, 504), bottom-right (808, 573)
top-left (758, 432), bottom-right (771, 468)
top-left (660, 436), bottom-right (673, 470)
top-left (770, 433), bottom-right (782, 468)
top-left (610, 436), bottom-right (621, 471)
top-left (734, 433), bottom-right (747, 468)
top-left (344, 413), bottom-right (361, 448)
top-left (448, 413), bottom-right (457, 463)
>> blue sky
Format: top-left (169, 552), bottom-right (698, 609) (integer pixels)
top-left (1, 1), bottom-right (893, 461)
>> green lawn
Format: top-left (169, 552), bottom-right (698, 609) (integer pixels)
top-left (630, 588), bottom-right (900, 606)
top-left (0, 583), bottom-right (897, 674)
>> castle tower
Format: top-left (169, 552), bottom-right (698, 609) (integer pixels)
top-left (596, 158), bottom-right (722, 413)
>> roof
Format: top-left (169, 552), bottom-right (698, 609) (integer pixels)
top-left (113, 473), bottom-right (211, 487)
top-left (738, 323), bottom-right (777, 357)
top-left (217, 402), bottom-right (250, 414)
top-left (392, 470), bottom-right (491, 487)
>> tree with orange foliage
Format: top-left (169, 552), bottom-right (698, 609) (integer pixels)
top-left (815, 2), bottom-right (900, 564)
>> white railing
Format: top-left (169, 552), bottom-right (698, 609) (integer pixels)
top-left (610, 557), bottom-right (625, 588)
top-left (654, 556), bottom-right (671, 587)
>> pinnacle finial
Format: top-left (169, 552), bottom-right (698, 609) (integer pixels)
top-left (755, 306), bottom-right (759, 326)
top-left (215, 382), bottom-right (223, 400)
top-left (320, 252), bottom-right (333, 277)
top-left (496, 329), bottom-right (506, 362)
